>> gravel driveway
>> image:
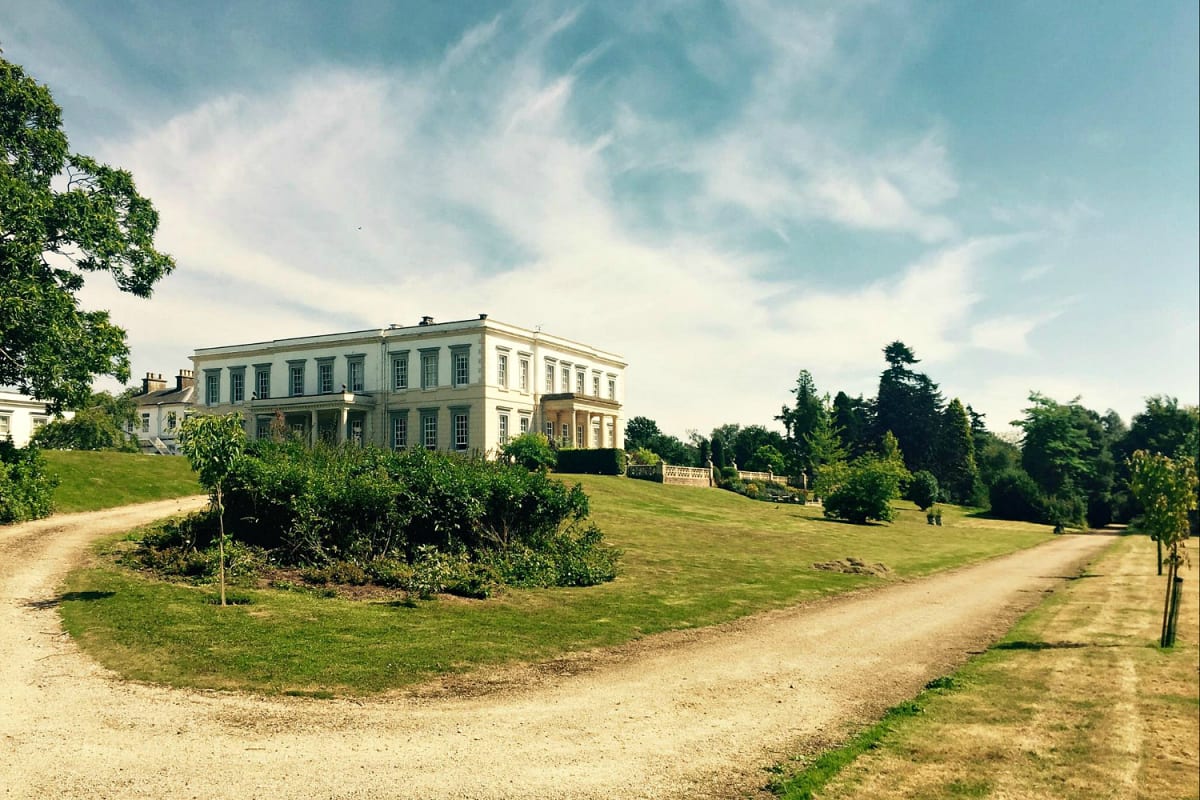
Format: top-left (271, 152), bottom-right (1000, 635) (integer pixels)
top-left (0, 499), bottom-right (1112, 799)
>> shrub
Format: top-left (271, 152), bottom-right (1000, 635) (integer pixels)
top-left (908, 470), bottom-right (940, 511)
top-left (0, 441), bottom-right (57, 523)
top-left (823, 455), bottom-right (909, 524)
top-left (555, 448), bottom-right (627, 475)
top-left (627, 448), bottom-right (660, 466)
top-left (987, 469), bottom-right (1044, 522)
top-left (301, 560), bottom-right (369, 586)
top-left (501, 432), bottom-right (556, 471)
top-left (32, 407), bottom-right (137, 452)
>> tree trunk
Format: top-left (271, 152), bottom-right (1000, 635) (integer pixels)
top-left (217, 484), bottom-right (227, 607)
top-left (1165, 574), bottom-right (1184, 648)
top-left (1159, 557), bottom-right (1176, 647)
top-left (1156, 537), bottom-right (1162, 576)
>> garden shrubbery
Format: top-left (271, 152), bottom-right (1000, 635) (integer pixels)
top-left (0, 441), bottom-right (56, 523)
top-left (128, 440), bottom-right (619, 596)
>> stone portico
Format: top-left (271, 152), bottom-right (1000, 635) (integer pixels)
top-left (540, 393), bottom-right (621, 449)
top-left (249, 390), bottom-right (376, 446)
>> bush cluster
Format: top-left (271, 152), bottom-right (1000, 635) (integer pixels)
top-left (555, 448), bottom-right (627, 475)
top-left (718, 474), bottom-right (806, 504)
top-left (130, 441), bottom-right (620, 595)
top-left (0, 441), bottom-right (56, 523)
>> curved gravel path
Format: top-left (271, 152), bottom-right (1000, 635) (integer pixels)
top-left (0, 499), bottom-right (1113, 799)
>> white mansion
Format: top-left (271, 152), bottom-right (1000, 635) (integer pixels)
top-left (191, 315), bottom-right (626, 453)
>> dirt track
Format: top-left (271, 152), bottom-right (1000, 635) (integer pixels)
top-left (0, 499), bottom-right (1113, 799)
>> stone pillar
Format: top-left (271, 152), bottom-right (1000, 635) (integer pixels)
top-left (338, 407), bottom-right (348, 444)
top-left (310, 409), bottom-right (318, 447)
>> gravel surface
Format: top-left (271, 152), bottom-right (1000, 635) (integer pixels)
top-left (0, 500), bottom-right (1112, 799)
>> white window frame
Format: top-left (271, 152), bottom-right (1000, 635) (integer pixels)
top-left (421, 350), bottom-right (439, 390)
top-left (608, 377), bottom-right (616, 400)
top-left (576, 370), bottom-right (585, 394)
top-left (452, 410), bottom-right (469, 451)
top-left (391, 414), bottom-right (408, 449)
top-left (421, 410), bottom-right (438, 450)
top-left (0, 414), bottom-right (10, 436)
top-left (519, 415), bottom-right (530, 434)
top-left (592, 373), bottom-right (600, 397)
top-left (229, 369), bottom-right (245, 403)
top-left (391, 352), bottom-right (409, 391)
top-left (254, 366), bottom-right (270, 400)
top-left (519, 358), bottom-right (529, 391)
top-left (288, 362), bottom-right (305, 397)
top-left (346, 356), bottom-right (365, 393)
top-left (545, 362), bottom-right (555, 392)
top-left (206, 371), bottom-right (221, 405)
top-left (318, 360), bottom-right (335, 394)
top-left (498, 412), bottom-right (509, 445)
top-left (497, 353), bottom-right (508, 388)
top-left (451, 347), bottom-right (470, 388)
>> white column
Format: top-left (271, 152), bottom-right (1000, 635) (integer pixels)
top-left (338, 407), bottom-right (348, 444)
top-left (310, 409), bottom-right (318, 447)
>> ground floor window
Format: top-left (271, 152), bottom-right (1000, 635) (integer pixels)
top-left (498, 413), bottom-right (509, 445)
top-left (422, 411), bottom-right (438, 450)
top-left (141, 413), bottom-right (150, 433)
top-left (454, 412), bottom-right (469, 451)
top-left (519, 415), bottom-right (530, 434)
top-left (350, 418), bottom-right (363, 446)
top-left (391, 414), bottom-right (408, 449)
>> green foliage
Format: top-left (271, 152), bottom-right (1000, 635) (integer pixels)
top-left (32, 404), bottom-right (137, 452)
top-left (874, 341), bottom-right (944, 475)
top-left (500, 431), bottom-right (556, 471)
top-left (625, 418), bottom-right (696, 466)
top-left (831, 391), bottom-right (871, 459)
top-left (628, 447), bottom-right (661, 466)
top-left (555, 447), bottom-right (627, 475)
top-left (178, 413), bottom-right (247, 491)
top-left (1129, 451), bottom-right (1197, 551)
top-left (0, 440), bottom-right (57, 522)
top-left (986, 468), bottom-right (1045, 523)
top-left (623, 416), bottom-right (662, 451)
top-left (822, 453), bottom-right (910, 524)
top-left (908, 470), bottom-right (940, 511)
top-left (937, 398), bottom-right (981, 503)
top-left (0, 55), bottom-right (175, 412)
top-left (776, 369), bottom-right (826, 474)
top-left (212, 441), bottom-right (617, 590)
top-left (746, 444), bottom-right (786, 474)
top-left (803, 410), bottom-right (847, 477)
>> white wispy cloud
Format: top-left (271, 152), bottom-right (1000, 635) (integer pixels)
top-left (75, 3), bottom-right (1063, 433)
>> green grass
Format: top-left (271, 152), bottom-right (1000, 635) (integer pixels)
top-left (45, 450), bottom-right (203, 513)
top-left (60, 476), bottom-right (1054, 695)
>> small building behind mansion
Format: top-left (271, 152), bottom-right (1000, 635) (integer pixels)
top-left (191, 315), bottom-right (626, 453)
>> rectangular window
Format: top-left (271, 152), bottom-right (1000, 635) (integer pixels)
top-left (141, 413), bottom-right (150, 433)
top-left (497, 353), bottom-right (508, 387)
top-left (545, 362), bottom-right (555, 392)
top-left (592, 374), bottom-right (600, 396)
top-left (562, 368), bottom-right (570, 393)
top-left (453, 412), bottom-right (469, 450)
top-left (230, 370), bottom-right (245, 403)
top-left (498, 413), bottom-right (509, 445)
top-left (392, 353), bottom-right (409, 390)
top-left (349, 418), bottom-right (363, 446)
top-left (166, 411), bottom-right (177, 431)
top-left (421, 350), bottom-right (439, 389)
top-left (206, 372), bottom-right (220, 405)
top-left (577, 425), bottom-right (584, 448)
top-left (519, 359), bottom-right (529, 391)
top-left (0, 414), bottom-right (9, 436)
top-left (451, 348), bottom-right (470, 387)
top-left (289, 363), bottom-right (305, 397)
top-left (347, 357), bottom-right (365, 393)
top-left (608, 377), bottom-right (616, 400)
top-left (422, 411), bottom-right (438, 450)
top-left (519, 415), bottom-right (530, 434)
top-left (32, 416), bottom-right (47, 432)
top-left (255, 416), bottom-right (272, 440)
top-left (318, 361), bottom-right (334, 394)
top-left (576, 370), bottom-right (585, 394)
top-left (254, 366), bottom-right (270, 400)
top-left (561, 423), bottom-right (569, 444)
top-left (545, 421), bottom-right (554, 438)
top-left (391, 414), bottom-right (408, 449)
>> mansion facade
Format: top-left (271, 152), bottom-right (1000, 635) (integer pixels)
top-left (190, 315), bottom-right (626, 454)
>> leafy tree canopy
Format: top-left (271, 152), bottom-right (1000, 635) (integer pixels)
top-left (623, 416), bottom-right (662, 452)
top-left (1, 54), bottom-right (175, 412)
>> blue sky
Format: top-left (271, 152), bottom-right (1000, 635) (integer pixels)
top-left (3, 0), bottom-right (1197, 437)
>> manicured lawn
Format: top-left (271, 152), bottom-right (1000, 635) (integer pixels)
top-left (45, 450), bottom-right (203, 513)
top-left (61, 476), bottom-right (1054, 696)
top-left (773, 534), bottom-right (1199, 800)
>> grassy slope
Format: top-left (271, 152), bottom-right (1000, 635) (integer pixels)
top-left (776, 534), bottom-right (1199, 800)
top-left (60, 475), bottom-right (1054, 695)
top-left (45, 450), bottom-right (203, 513)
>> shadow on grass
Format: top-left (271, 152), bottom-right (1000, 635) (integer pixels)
top-left (25, 590), bottom-right (115, 609)
top-left (811, 517), bottom-right (888, 528)
top-left (993, 640), bottom-right (1122, 651)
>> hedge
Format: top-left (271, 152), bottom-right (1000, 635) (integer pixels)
top-left (554, 448), bottom-right (627, 475)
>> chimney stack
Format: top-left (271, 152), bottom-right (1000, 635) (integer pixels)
top-left (176, 369), bottom-right (195, 391)
top-left (141, 372), bottom-right (167, 395)
top-left (419, 315), bottom-right (435, 326)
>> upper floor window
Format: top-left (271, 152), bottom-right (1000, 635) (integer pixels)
top-left (561, 368), bottom-right (570, 393)
top-left (392, 352), bottom-right (409, 391)
top-left (519, 359), bottom-right (529, 391)
top-left (289, 362), bottom-right (305, 397)
top-left (545, 362), bottom-right (555, 392)
top-left (254, 366), bottom-right (270, 400)
top-left (230, 369), bottom-right (245, 403)
top-left (576, 370), bottom-right (585, 394)
top-left (347, 356), bottom-right (365, 393)
top-left (451, 346), bottom-right (470, 387)
top-left (318, 360), bottom-right (334, 394)
top-left (421, 349), bottom-right (439, 389)
top-left (592, 374), bottom-right (600, 396)
top-left (497, 353), bottom-right (508, 387)
top-left (0, 414), bottom-right (9, 436)
top-left (608, 377), bottom-right (616, 400)
top-left (206, 371), bottom-right (221, 405)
